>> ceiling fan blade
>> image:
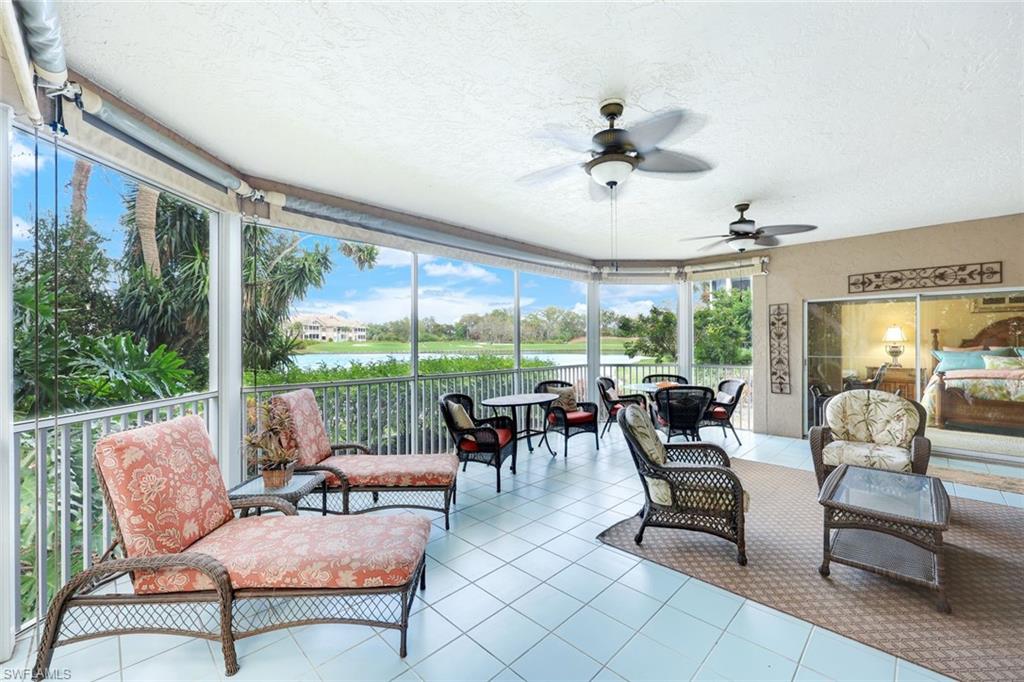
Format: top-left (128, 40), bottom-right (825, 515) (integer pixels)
top-left (754, 235), bottom-right (780, 247)
top-left (757, 224), bottom-right (817, 237)
top-left (697, 237), bottom-right (732, 252)
top-left (623, 109), bottom-right (685, 152)
top-left (679, 233), bottom-right (731, 242)
top-left (636, 149), bottom-right (713, 174)
top-left (534, 124), bottom-right (595, 153)
top-left (588, 180), bottom-right (628, 201)
top-left (516, 161), bottom-right (582, 186)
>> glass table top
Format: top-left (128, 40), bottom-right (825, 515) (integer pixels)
top-left (826, 466), bottom-right (947, 525)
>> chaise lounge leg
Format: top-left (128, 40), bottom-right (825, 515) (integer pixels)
top-left (32, 599), bottom-right (64, 681)
top-left (443, 488), bottom-right (452, 530)
top-left (218, 594), bottom-right (239, 675)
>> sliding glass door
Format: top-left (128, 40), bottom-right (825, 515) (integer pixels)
top-left (806, 289), bottom-right (1024, 459)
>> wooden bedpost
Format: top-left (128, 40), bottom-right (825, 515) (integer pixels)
top-left (934, 372), bottom-right (946, 427)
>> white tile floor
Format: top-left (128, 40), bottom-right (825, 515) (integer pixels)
top-left (7, 426), bottom-right (1017, 682)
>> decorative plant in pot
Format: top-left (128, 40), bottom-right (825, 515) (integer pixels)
top-left (245, 402), bottom-right (297, 489)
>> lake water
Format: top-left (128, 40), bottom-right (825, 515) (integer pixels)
top-left (290, 352), bottom-right (638, 369)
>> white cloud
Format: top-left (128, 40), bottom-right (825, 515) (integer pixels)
top-left (422, 260), bottom-right (499, 284)
top-left (606, 298), bottom-right (657, 317)
top-left (11, 140), bottom-right (48, 178)
top-left (12, 216), bottom-right (32, 240)
top-left (371, 246), bottom-right (414, 268)
top-left (572, 302), bottom-right (588, 316)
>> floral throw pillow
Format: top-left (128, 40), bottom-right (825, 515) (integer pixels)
top-left (447, 401), bottom-right (476, 431)
top-left (550, 387), bottom-right (578, 412)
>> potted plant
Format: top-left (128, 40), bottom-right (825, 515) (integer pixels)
top-left (245, 402), bottom-right (296, 488)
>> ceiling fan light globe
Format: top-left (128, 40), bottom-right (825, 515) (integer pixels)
top-left (728, 237), bottom-right (752, 253)
top-left (588, 158), bottom-right (634, 188)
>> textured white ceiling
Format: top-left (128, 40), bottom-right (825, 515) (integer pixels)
top-left (59, 2), bottom-right (1023, 260)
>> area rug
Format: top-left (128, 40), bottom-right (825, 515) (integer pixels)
top-left (598, 459), bottom-right (1024, 681)
top-left (929, 466), bottom-right (1024, 495)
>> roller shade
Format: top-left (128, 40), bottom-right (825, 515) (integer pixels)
top-left (683, 256), bottom-right (768, 282)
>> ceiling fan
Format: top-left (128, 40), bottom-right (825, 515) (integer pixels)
top-left (517, 98), bottom-right (713, 198)
top-left (682, 203), bottom-right (818, 252)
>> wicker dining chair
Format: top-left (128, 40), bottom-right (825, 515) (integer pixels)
top-left (439, 393), bottom-right (517, 492)
top-left (618, 405), bottom-right (748, 565)
top-left (595, 377), bottom-right (646, 437)
top-left (641, 373), bottom-right (688, 385)
top-left (652, 385), bottom-right (714, 442)
top-left (33, 415), bottom-right (430, 681)
top-left (535, 379), bottom-right (599, 457)
top-left (699, 379), bottom-right (746, 445)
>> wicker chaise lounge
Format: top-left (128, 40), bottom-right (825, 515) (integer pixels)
top-left (618, 404), bottom-right (748, 565)
top-left (33, 415), bottom-right (431, 680)
top-left (272, 388), bottom-right (460, 528)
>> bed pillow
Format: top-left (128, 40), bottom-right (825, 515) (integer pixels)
top-left (943, 345), bottom-right (984, 351)
top-left (982, 355), bottom-right (1024, 370)
top-left (932, 347), bottom-right (1015, 372)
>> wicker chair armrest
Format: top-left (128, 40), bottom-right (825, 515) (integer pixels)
top-left (296, 462), bottom-right (348, 485)
top-left (476, 415), bottom-right (514, 430)
top-left (664, 443), bottom-right (730, 467)
top-left (458, 426), bottom-right (503, 450)
top-left (231, 496), bottom-right (297, 516)
top-left (546, 405), bottom-right (568, 421)
top-left (577, 402), bottom-right (598, 414)
top-left (330, 443), bottom-right (374, 455)
top-left (808, 426), bottom-right (833, 486)
top-left (911, 435), bottom-right (931, 475)
top-left (612, 394), bottom-right (646, 405)
top-left (649, 463), bottom-right (745, 511)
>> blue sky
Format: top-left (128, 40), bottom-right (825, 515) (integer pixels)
top-left (11, 129), bottom-right (677, 325)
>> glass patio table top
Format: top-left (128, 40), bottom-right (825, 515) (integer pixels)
top-left (820, 464), bottom-right (950, 527)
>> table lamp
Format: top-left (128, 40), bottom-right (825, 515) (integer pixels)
top-left (882, 324), bottom-right (907, 367)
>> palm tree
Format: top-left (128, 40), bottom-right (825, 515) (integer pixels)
top-left (69, 159), bottom-right (92, 221)
top-left (133, 184), bottom-right (162, 277)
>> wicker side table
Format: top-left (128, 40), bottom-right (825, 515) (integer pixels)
top-left (228, 472), bottom-right (327, 516)
top-left (818, 464), bottom-right (951, 613)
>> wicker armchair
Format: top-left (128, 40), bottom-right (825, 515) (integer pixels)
top-left (843, 363), bottom-right (889, 391)
top-left (271, 389), bottom-right (459, 528)
top-left (699, 379), bottom-right (746, 445)
top-left (809, 389), bottom-right (931, 488)
top-left (33, 415), bottom-right (430, 681)
top-left (652, 385), bottom-right (714, 442)
top-left (617, 405), bottom-right (747, 565)
top-left (439, 393), bottom-right (517, 492)
top-left (642, 373), bottom-right (688, 385)
top-left (535, 379), bottom-right (599, 457)
top-left (596, 377), bottom-right (645, 437)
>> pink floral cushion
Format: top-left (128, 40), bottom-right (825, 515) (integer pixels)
top-left (317, 453), bottom-right (459, 488)
top-left (272, 388), bottom-right (332, 466)
top-left (94, 415), bottom-right (233, 560)
top-left (132, 514), bottom-right (430, 594)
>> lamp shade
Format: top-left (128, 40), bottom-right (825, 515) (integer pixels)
top-left (882, 325), bottom-right (907, 343)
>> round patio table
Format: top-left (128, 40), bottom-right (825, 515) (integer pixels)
top-left (481, 392), bottom-right (558, 452)
top-left (623, 382), bottom-right (683, 395)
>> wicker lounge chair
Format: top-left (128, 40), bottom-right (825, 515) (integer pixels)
top-left (439, 393), bottom-right (517, 492)
top-left (535, 379), bottom-right (599, 457)
top-left (33, 415), bottom-right (430, 681)
top-left (596, 377), bottom-right (645, 437)
top-left (272, 389), bottom-right (459, 528)
top-left (618, 404), bottom-right (748, 565)
top-left (809, 389), bottom-right (931, 488)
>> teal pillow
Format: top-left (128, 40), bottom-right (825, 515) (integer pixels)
top-left (932, 347), bottom-right (1015, 372)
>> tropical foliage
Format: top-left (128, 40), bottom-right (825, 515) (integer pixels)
top-left (693, 288), bottom-right (753, 365)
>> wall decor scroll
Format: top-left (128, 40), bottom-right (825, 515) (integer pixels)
top-left (769, 303), bottom-right (791, 395)
top-left (848, 261), bottom-right (1002, 294)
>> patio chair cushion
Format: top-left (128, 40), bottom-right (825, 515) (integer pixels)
top-left (825, 390), bottom-right (920, 449)
top-left (606, 387), bottom-right (620, 400)
top-left (94, 415), bottom-right (233, 559)
top-left (550, 387), bottom-right (578, 412)
top-left (609, 403), bottom-right (626, 415)
top-left (649, 464), bottom-right (751, 512)
top-left (132, 514), bottom-right (431, 594)
top-left (460, 427), bottom-right (514, 452)
top-left (821, 440), bottom-right (912, 472)
top-left (707, 406), bottom-right (729, 420)
top-left (272, 388), bottom-right (332, 467)
top-left (447, 401), bottom-right (476, 431)
top-left (317, 453), bottom-right (460, 488)
top-left (548, 409), bottom-right (595, 426)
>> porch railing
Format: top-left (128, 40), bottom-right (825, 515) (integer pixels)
top-left (12, 361), bottom-right (753, 630)
top-left (11, 391), bottom-right (217, 628)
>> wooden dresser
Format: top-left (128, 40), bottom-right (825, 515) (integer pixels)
top-left (866, 366), bottom-right (918, 397)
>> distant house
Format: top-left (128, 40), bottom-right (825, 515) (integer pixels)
top-left (288, 313), bottom-right (367, 342)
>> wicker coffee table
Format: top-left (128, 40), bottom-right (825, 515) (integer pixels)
top-left (228, 472), bottom-right (326, 516)
top-left (818, 464), bottom-right (952, 613)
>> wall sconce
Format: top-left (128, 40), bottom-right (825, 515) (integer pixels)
top-left (882, 324), bottom-right (908, 367)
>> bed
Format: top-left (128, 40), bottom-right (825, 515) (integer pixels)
top-left (922, 317), bottom-right (1024, 434)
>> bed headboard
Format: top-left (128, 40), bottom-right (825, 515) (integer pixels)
top-left (930, 316), bottom-right (1024, 351)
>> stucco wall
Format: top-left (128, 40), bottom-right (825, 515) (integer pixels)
top-left (749, 213), bottom-right (1024, 438)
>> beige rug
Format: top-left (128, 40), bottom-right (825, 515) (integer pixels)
top-left (598, 460), bottom-right (1024, 681)
top-left (930, 466), bottom-right (1024, 495)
